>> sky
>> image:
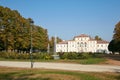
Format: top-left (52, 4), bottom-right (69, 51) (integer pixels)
top-left (0, 0), bottom-right (120, 41)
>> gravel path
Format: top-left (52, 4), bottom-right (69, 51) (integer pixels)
top-left (0, 61), bottom-right (120, 72)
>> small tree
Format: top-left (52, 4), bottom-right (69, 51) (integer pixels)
top-left (94, 35), bottom-right (102, 41)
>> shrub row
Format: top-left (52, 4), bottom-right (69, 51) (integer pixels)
top-left (0, 52), bottom-right (53, 60)
top-left (58, 52), bottom-right (103, 60)
top-left (0, 52), bottom-right (103, 60)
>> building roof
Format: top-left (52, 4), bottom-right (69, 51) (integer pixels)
top-left (58, 41), bottom-right (68, 44)
top-left (68, 40), bottom-right (74, 42)
top-left (57, 34), bottom-right (109, 44)
top-left (74, 34), bottom-right (89, 38)
top-left (97, 40), bottom-right (109, 44)
top-left (89, 37), bottom-right (96, 41)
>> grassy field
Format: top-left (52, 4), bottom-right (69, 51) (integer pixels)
top-left (0, 66), bottom-right (119, 80)
top-left (0, 52), bottom-right (110, 64)
top-left (0, 58), bottom-right (106, 64)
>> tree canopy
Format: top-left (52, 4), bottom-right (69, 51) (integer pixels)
top-left (0, 6), bottom-right (48, 52)
top-left (108, 39), bottom-right (120, 54)
top-left (113, 21), bottom-right (120, 41)
top-left (108, 21), bottom-right (120, 54)
top-left (94, 35), bottom-right (102, 41)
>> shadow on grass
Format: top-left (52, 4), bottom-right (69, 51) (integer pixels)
top-left (0, 72), bottom-right (51, 80)
top-left (104, 54), bottom-right (120, 61)
top-left (115, 75), bottom-right (120, 80)
top-left (0, 72), bottom-right (16, 80)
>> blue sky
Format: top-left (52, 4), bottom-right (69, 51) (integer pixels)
top-left (0, 0), bottom-right (120, 41)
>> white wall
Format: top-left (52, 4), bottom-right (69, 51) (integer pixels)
top-left (97, 43), bottom-right (109, 53)
top-left (68, 41), bottom-right (76, 52)
top-left (56, 35), bottom-right (109, 53)
top-left (56, 44), bottom-right (68, 52)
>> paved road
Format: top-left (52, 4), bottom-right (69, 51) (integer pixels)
top-left (0, 61), bottom-right (120, 72)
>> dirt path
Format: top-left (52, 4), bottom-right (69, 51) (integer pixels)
top-left (103, 59), bottom-right (120, 66)
top-left (102, 55), bottom-right (120, 66)
top-left (0, 61), bottom-right (120, 72)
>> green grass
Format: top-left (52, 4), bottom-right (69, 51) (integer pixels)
top-left (0, 57), bottom-right (106, 64)
top-left (0, 52), bottom-right (107, 64)
top-left (79, 58), bottom-right (106, 64)
top-left (0, 67), bottom-right (119, 80)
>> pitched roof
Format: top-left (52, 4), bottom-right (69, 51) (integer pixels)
top-left (89, 37), bottom-right (96, 41)
top-left (97, 40), bottom-right (109, 44)
top-left (58, 41), bottom-right (68, 44)
top-left (74, 34), bottom-right (89, 38)
top-left (68, 40), bottom-right (74, 42)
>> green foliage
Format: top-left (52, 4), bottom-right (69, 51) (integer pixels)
top-left (0, 52), bottom-right (53, 60)
top-left (59, 52), bottom-right (77, 59)
top-left (0, 52), bottom-right (30, 59)
top-left (113, 21), bottom-right (120, 41)
top-left (0, 52), bottom-right (106, 64)
top-left (109, 21), bottom-right (120, 54)
top-left (80, 53), bottom-right (91, 59)
top-left (94, 35), bottom-right (102, 41)
top-left (108, 39), bottom-right (120, 54)
top-left (59, 52), bottom-right (99, 60)
top-left (79, 58), bottom-right (105, 64)
top-left (0, 67), bottom-right (119, 80)
top-left (0, 6), bottom-right (49, 52)
top-left (32, 53), bottom-right (53, 60)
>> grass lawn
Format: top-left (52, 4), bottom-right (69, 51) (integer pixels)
top-left (0, 58), bottom-right (106, 64)
top-left (0, 66), bottom-right (119, 80)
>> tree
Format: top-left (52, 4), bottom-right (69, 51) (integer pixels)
top-left (113, 21), bottom-right (120, 41)
top-left (94, 35), bottom-right (102, 40)
top-left (0, 6), bottom-right (49, 53)
top-left (32, 26), bottom-right (49, 52)
top-left (108, 21), bottom-right (120, 54)
top-left (108, 40), bottom-right (116, 54)
top-left (108, 39), bottom-right (120, 54)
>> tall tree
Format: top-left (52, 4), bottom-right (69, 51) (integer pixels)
top-left (108, 21), bottom-right (120, 54)
top-left (113, 21), bottom-right (120, 41)
top-left (0, 6), bottom-right (49, 52)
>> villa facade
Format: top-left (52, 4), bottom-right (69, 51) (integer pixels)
top-left (56, 34), bottom-right (109, 53)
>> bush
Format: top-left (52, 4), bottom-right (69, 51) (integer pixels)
top-left (59, 52), bottom-right (78, 59)
top-left (0, 52), bottom-right (105, 60)
top-left (0, 52), bottom-right (53, 60)
top-left (27, 52), bottom-right (54, 60)
top-left (81, 53), bottom-right (92, 59)
top-left (59, 52), bottom-right (100, 60)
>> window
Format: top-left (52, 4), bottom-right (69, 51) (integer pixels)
top-left (85, 42), bottom-right (87, 47)
top-left (81, 38), bottom-right (83, 41)
top-left (80, 42), bottom-right (83, 47)
top-left (101, 45), bottom-right (103, 47)
top-left (72, 45), bottom-right (74, 47)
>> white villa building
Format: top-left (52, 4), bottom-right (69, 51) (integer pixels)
top-left (56, 34), bottom-right (109, 53)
